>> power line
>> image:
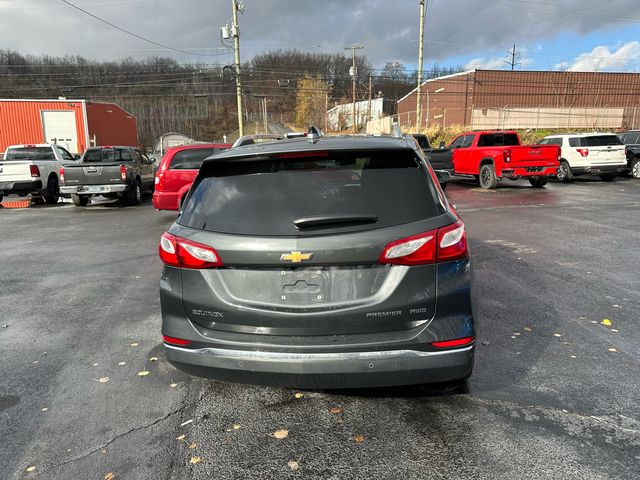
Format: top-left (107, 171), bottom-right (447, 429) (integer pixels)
top-left (58, 0), bottom-right (219, 57)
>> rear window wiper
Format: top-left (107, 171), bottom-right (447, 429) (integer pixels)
top-left (293, 214), bottom-right (378, 230)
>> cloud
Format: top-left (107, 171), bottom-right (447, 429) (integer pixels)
top-left (562, 42), bottom-right (640, 71)
top-left (0, 0), bottom-right (638, 67)
top-left (464, 57), bottom-right (506, 70)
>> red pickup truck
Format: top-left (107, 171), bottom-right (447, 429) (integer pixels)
top-left (450, 131), bottom-right (560, 189)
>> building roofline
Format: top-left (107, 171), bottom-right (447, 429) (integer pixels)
top-left (397, 70), bottom-right (475, 103)
top-left (0, 98), bottom-right (86, 103)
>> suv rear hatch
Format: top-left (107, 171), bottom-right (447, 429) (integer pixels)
top-left (170, 148), bottom-right (453, 337)
top-left (577, 135), bottom-right (626, 164)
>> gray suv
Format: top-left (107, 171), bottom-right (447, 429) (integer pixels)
top-left (159, 135), bottom-right (475, 388)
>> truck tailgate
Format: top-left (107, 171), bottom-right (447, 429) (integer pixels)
top-left (0, 161), bottom-right (34, 182)
top-left (63, 163), bottom-right (125, 186)
top-left (509, 145), bottom-right (559, 166)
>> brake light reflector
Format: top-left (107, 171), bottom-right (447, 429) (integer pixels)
top-left (30, 165), bottom-right (40, 177)
top-left (159, 232), bottom-right (223, 269)
top-left (432, 336), bottom-right (474, 348)
top-left (379, 220), bottom-right (468, 266)
top-left (120, 165), bottom-right (127, 181)
top-left (577, 148), bottom-right (589, 157)
top-left (503, 149), bottom-right (511, 163)
top-left (59, 167), bottom-right (65, 183)
top-left (162, 335), bottom-right (192, 346)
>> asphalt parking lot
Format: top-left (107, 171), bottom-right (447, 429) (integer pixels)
top-left (1, 177), bottom-right (639, 480)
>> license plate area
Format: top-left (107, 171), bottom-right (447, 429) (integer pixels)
top-left (281, 268), bottom-right (325, 302)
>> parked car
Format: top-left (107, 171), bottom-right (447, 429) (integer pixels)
top-left (411, 133), bottom-right (454, 173)
top-left (159, 134), bottom-right (475, 389)
top-left (0, 144), bottom-right (77, 204)
top-left (60, 146), bottom-right (155, 206)
top-left (539, 133), bottom-right (627, 182)
top-left (617, 130), bottom-right (640, 179)
top-left (153, 143), bottom-right (231, 211)
top-left (450, 131), bottom-right (560, 189)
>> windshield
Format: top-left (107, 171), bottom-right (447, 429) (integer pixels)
top-left (179, 149), bottom-right (442, 236)
top-left (169, 148), bottom-right (223, 170)
top-left (4, 147), bottom-right (55, 161)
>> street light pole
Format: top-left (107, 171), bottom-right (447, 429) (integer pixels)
top-left (345, 45), bottom-right (364, 134)
top-left (416, 0), bottom-right (426, 132)
top-left (231, 0), bottom-right (244, 137)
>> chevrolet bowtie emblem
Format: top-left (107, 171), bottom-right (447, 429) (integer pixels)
top-left (280, 251), bottom-right (314, 263)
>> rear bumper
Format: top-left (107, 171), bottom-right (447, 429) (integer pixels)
top-left (500, 166), bottom-right (557, 178)
top-left (571, 165), bottom-right (626, 175)
top-left (152, 191), bottom-right (179, 211)
top-left (0, 180), bottom-right (42, 194)
top-left (165, 343), bottom-right (474, 389)
top-left (60, 184), bottom-right (128, 194)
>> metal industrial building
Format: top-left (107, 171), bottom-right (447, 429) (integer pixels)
top-left (397, 70), bottom-right (640, 131)
top-left (0, 99), bottom-right (138, 155)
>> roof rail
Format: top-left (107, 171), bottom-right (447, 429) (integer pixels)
top-left (231, 133), bottom-right (284, 148)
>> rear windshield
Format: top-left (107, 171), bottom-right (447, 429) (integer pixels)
top-left (477, 133), bottom-right (520, 147)
top-left (169, 148), bottom-right (223, 170)
top-left (581, 135), bottom-right (622, 147)
top-left (4, 147), bottom-right (55, 161)
top-left (83, 148), bottom-right (133, 162)
top-left (179, 149), bottom-right (442, 236)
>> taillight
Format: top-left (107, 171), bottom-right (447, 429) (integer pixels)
top-left (162, 335), bottom-right (192, 346)
top-left (503, 149), bottom-right (511, 163)
top-left (30, 165), bottom-right (40, 177)
top-left (432, 336), bottom-right (474, 348)
top-left (577, 148), bottom-right (589, 157)
top-left (155, 172), bottom-right (164, 190)
top-left (159, 232), bottom-right (223, 269)
top-left (59, 167), bottom-right (65, 183)
top-left (379, 220), bottom-right (467, 266)
top-left (120, 165), bottom-right (127, 181)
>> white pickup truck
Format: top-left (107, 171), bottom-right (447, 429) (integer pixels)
top-left (0, 144), bottom-right (77, 204)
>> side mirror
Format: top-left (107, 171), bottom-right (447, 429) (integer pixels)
top-left (435, 170), bottom-right (450, 187)
top-left (439, 141), bottom-right (446, 149)
top-left (150, 158), bottom-right (156, 164)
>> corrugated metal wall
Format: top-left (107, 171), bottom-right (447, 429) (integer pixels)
top-left (398, 70), bottom-right (640, 130)
top-left (0, 100), bottom-right (86, 154)
top-left (85, 102), bottom-right (138, 147)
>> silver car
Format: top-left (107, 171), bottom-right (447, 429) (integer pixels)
top-left (159, 135), bottom-right (475, 388)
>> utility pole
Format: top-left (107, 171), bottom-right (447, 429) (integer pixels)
top-left (231, 0), bottom-right (244, 136)
top-left (345, 44), bottom-right (364, 134)
top-left (506, 43), bottom-right (520, 70)
top-left (367, 75), bottom-right (373, 125)
top-left (416, 0), bottom-right (426, 132)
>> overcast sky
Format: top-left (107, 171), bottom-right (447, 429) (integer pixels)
top-left (1, 0), bottom-right (639, 72)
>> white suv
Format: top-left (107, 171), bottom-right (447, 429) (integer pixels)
top-left (539, 133), bottom-right (627, 182)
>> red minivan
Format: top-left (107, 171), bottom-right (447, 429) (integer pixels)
top-left (153, 144), bottom-right (230, 211)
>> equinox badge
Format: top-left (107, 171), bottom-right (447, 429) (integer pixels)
top-left (280, 251), bottom-right (314, 263)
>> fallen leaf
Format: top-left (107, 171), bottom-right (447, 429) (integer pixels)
top-left (523, 327), bottom-right (532, 332)
top-left (170, 383), bottom-right (178, 388)
top-left (294, 392), bottom-right (304, 399)
top-left (272, 429), bottom-right (289, 439)
top-left (98, 377), bottom-right (110, 383)
top-left (232, 424), bottom-right (241, 430)
top-left (189, 456), bottom-right (202, 464)
top-left (601, 319), bottom-right (612, 326)
top-left (104, 473), bottom-right (115, 480)
top-left (329, 407), bottom-right (342, 414)
top-left (608, 348), bottom-right (617, 352)
top-left (188, 442), bottom-right (198, 449)
top-left (553, 333), bottom-right (563, 337)
top-left (149, 357), bottom-right (158, 362)
top-left (176, 434), bottom-right (186, 441)
top-left (137, 371), bottom-right (150, 377)
top-left (354, 434), bottom-right (365, 444)
top-left (118, 362), bottom-right (126, 366)
top-left (130, 343), bottom-right (139, 347)
top-left (41, 408), bottom-right (48, 412)
top-left (26, 465), bottom-right (36, 472)
top-left (288, 460), bottom-right (300, 470)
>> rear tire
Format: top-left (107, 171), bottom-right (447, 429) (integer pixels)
top-left (43, 176), bottom-right (60, 204)
top-left (126, 180), bottom-right (142, 205)
top-left (556, 160), bottom-right (572, 183)
top-left (0, 195), bottom-right (3, 203)
top-left (528, 176), bottom-right (548, 188)
top-left (72, 194), bottom-right (89, 206)
top-left (479, 164), bottom-right (498, 189)
top-left (600, 173), bottom-right (617, 182)
top-left (630, 158), bottom-right (640, 179)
